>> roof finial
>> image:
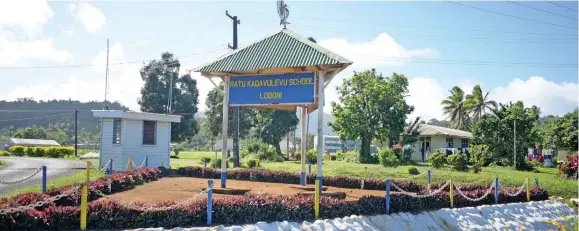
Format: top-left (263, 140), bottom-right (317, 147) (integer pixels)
top-left (277, 0), bottom-right (290, 29)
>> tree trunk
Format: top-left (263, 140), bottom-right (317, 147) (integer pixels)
top-left (275, 142), bottom-right (283, 157)
top-left (359, 133), bottom-right (373, 163)
top-left (232, 107), bottom-right (240, 168)
top-left (286, 134), bottom-right (290, 159)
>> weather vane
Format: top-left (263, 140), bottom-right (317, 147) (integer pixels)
top-left (277, 0), bottom-right (290, 29)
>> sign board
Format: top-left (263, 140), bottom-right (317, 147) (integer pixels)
top-left (229, 72), bottom-right (315, 105)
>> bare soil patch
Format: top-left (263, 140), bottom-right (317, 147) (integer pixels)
top-left (105, 177), bottom-right (392, 204)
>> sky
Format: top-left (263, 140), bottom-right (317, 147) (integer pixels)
top-left (0, 0), bottom-right (577, 121)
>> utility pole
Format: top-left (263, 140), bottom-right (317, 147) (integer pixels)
top-left (513, 119), bottom-right (517, 169)
top-left (226, 10), bottom-right (241, 168)
top-left (74, 109), bottom-right (78, 157)
top-left (104, 39), bottom-right (110, 110)
top-left (167, 73), bottom-right (173, 114)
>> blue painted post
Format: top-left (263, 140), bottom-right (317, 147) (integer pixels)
top-left (204, 159), bottom-right (207, 168)
top-left (308, 163), bottom-right (311, 174)
top-left (108, 159), bottom-right (114, 175)
top-left (385, 179), bottom-right (391, 214)
top-left (41, 165), bottom-right (47, 193)
top-left (534, 178), bottom-right (540, 188)
top-left (494, 178), bottom-right (499, 204)
top-left (317, 176), bottom-right (323, 197)
top-left (221, 172), bottom-right (226, 188)
top-left (144, 156), bottom-right (148, 168)
top-left (300, 172), bottom-right (306, 185)
top-left (427, 170), bottom-right (431, 185)
top-left (207, 180), bottom-right (213, 225)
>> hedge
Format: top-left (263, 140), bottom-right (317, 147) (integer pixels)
top-left (178, 166), bottom-right (423, 192)
top-left (7, 146), bottom-right (74, 158)
top-left (0, 187), bottom-right (548, 231)
top-left (0, 168), bottom-right (163, 209)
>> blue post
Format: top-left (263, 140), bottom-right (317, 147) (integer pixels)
top-left (207, 180), bottom-right (213, 225)
top-left (41, 165), bottom-right (47, 193)
top-left (221, 171), bottom-right (226, 188)
top-left (108, 159), bottom-right (114, 175)
top-left (534, 178), bottom-right (540, 188)
top-left (144, 156), bottom-right (148, 168)
top-left (385, 179), bottom-right (391, 214)
top-left (427, 170), bottom-right (431, 185)
top-left (204, 159), bottom-right (207, 168)
top-left (300, 172), bottom-right (306, 185)
top-left (308, 163), bottom-right (311, 174)
top-left (494, 178), bottom-right (499, 204)
top-left (317, 176), bottom-right (323, 195)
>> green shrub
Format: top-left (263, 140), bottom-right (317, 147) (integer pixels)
top-left (407, 166), bottom-right (420, 175)
top-left (33, 147), bottom-right (46, 157)
top-left (247, 142), bottom-right (261, 153)
top-left (400, 147), bottom-right (414, 164)
top-left (378, 148), bottom-right (399, 167)
top-left (447, 154), bottom-right (468, 172)
top-left (9, 146), bottom-right (26, 156)
top-left (272, 155), bottom-right (285, 163)
top-left (200, 157), bottom-right (211, 165)
top-left (335, 150), bottom-right (345, 160)
top-left (343, 151), bottom-right (359, 162)
top-left (330, 154), bottom-right (337, 161)
top-left (429, 151), bottom-right (447, 169)
top-left (25, 147), bottom-right (35, 156)
top-left (306, 149), bottom-right (317, 164)
top-left (210, 158), bottom-right (229, 169)
top-left (257, 146), bottom-right (279, 162)
top-left (247, 159), bottom-right (260, 168)
top-left (0, 151), bottom-right (10, 156)
top-left (227, 156), bottom-right (234, 163)
top-left (240, 149), bottom-right (250, 159)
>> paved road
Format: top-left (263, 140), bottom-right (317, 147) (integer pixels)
top-left (0, 157), bottom-right (88, 196)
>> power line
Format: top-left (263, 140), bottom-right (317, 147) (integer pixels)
top-left (246, 12), bottom-right (578, 37)
top-left (0, 48), bottom-right (229, 70)
top-left (546, 1), bottom-right (578, 12)
top-left (507, 1), bottom-right (577, 21)
top-left (356, 55), bottom-right (578, 67)
top-left (446, 1), bottom-right (577, 30)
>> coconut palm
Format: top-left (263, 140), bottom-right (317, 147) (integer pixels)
top-left (465, 85), bottom-right (497, 121)
top-left (441, 86), bottom-right (469, 130)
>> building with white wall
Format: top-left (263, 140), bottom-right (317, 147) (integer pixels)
top-left (410, 124), bottom-right (472, 162)
top-left (92, 110), bottom-right (181, 170)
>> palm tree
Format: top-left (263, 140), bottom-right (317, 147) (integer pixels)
top-left (465, 85), bottom-right (497, 121)
top-left (441, 86), bottom-right (469, 130)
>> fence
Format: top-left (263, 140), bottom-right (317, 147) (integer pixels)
top-left (1, 157), bottom-right (543, 230)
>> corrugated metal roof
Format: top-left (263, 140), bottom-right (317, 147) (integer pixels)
top-left (418, 124), bottom-right (473, 139)
top-left (9, 138), bottom-right (60, 146)
top-left (194, 29), bottom-right (353, 73)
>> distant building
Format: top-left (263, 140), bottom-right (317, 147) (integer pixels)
top-left (410, 124), bottom-right (473, 162)
top-left (8, 138), bottom-right (60, 147)
top-left (92, 110), bottom-right (181, 170)
top-left (313, 135), bottom-right (377, 153)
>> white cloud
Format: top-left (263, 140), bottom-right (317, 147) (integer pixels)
top-left (0, 36), bottom-right (72, 65)
top-left (405, 76), bottom-right (578, 121)
top-left (67, 1), bottom-right (106, 33)
top-left (0, 0), bottom-right (53, 35)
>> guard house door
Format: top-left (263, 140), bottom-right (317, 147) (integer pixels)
top-left (419, 137), bottom-right (431, 162)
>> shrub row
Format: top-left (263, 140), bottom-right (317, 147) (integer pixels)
top-left (179, 166), bottom-right (426, 193)
top-left (8, 146), bottom-right (74, 158)
top-left (0, 168), bottom-right (163, 209)
top-left (0, 187), bottom-right (548, 231)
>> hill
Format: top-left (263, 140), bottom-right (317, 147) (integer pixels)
top-left (0, 99), bottom-right (129, 134)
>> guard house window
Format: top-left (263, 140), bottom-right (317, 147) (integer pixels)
top-left (142, 121), bottom-right (157, 145)
top-left (112, 119), bottom-right (121, 144)
top-left (446, 137), bottom-right (454, 148)
top-left (461, 139), bottom-right (469, 148)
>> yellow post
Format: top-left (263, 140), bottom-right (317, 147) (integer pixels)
top-left (449, 179), bottom-right (454, 208)
top-left (526, 178), bottom-right (530, 202)
top-left (314, 179), bottom-right (319, 219)
top-left (80, 161), bottom-right (90, 230)
top-left (128, 156), bottom-right (133, 171)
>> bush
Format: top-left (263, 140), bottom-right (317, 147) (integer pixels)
top-left (378, 148), bottom-right (399, 167)
top-left (257, 146), bottom-right (278, 162)
top-left (329, 154), bottom-right (337, 161)
top-left (240, 149), bottom-right (250, 159)
top-left (8, 146), bottom-right (25, 156)
top-left (429, 151), bottom-right (446, 169)
top-left (25, 147), bottom-right (35, 156)
top-left (247, 159), bottom-right (260, 168)
top-left (227, 157), bottom-right (234, 163)
top-left (210, 158), bottom-right (229, 169)
top-left (407, 166), bottom-right (420, 175)
top-left (559, 153), bottom-right (578, 179)
top-left (400, 147), bottom-right (413, 164)
top-left (272, 155), bottom-right (285, 163)
top-left (200, 157), bottom-right (211, 165)
top-left (247, 142), bottom-right (261, 153)
top-left (447, 154), bottom-right (468, 172)
top-left (306, 149), bottom-right (317, 164)
top-left (0, 151), bottom-right (11, 156)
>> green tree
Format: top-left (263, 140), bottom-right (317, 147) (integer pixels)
top-left (204, 84), bottom-right (257, 166)
top-left (14, 125), bottom-right (48, 140)
top-left (471, 101), bottom-right (539, 170)
top-left (329, 70), bottom-right (414, 163)
top-left (254, 109), bottom-right (299, 156)
top-left (398, 117), bottom-right (422, 146)
top-left (441, 86), bottom-right (470, 130)
top-left (543, 109), bottom-right (578, 151)
top-left (465, 85), bottom-right (497, 121)
top-left (138, 52), bottom-right (199, 143)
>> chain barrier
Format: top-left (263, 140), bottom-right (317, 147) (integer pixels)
top-left (0, 166), bottom-right (43, 185)
top-left (391, 180), bottom-right (450, 198)
top-left (95, 188), bottom-right (209, 212)
top-left (0, 186), bottom-right (80, 215)
top-left (391, 170), bottom-right (430, 181)
top-left (498, 180), bottom-right (528, 197)
top-left (453, 181), bottom-right (496, 202)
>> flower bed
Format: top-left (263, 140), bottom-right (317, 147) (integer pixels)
top-left (0, 187), bottom-right (548, 231)
top-left (177, 166), bottom-right (423, 192)
top-left (0, 167), bottom-right (164, 209)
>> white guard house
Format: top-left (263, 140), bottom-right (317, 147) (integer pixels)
top-left (92, 110), bottom-right (182, 171)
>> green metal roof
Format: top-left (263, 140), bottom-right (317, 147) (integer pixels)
top-left (193, 29), bottom-right (353, 73)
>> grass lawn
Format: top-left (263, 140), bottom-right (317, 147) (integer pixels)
top-left (0, 160), bottom-right (6, 168)
top-left (2, 169), bottom-right (105, 198)
top-left (170, 151), bottom-right (578, 202)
